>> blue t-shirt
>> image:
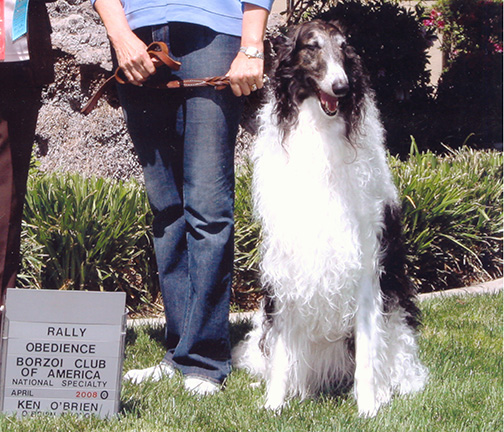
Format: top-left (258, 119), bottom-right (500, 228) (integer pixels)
top-left (94, 0), bottom-right (274, 37)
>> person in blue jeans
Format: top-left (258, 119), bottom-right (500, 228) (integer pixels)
top-left (93, 0), bottom-right (273, 395)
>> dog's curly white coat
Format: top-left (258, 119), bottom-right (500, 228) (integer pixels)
top-left (233, 51), bottom-right (427, 415)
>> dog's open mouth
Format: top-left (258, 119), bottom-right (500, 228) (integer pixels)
top-left (316, 89), bottom-right (339, 116)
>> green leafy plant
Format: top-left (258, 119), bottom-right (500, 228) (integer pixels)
top-left (19, 146), bottom-right (502, 311)
top-left (20, 172), bottom-right (159, 311)
top-left (233, 161), bottom-right (262, 308)
top-left (392, 140), bottom-right (503, 291)
top-left (234, 146), bottom-right (503, 298)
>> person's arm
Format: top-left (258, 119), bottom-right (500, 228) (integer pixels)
top-left (94, 0), bottom-right (156, 86)
top-left (227, 3), bottom-right (269, 97)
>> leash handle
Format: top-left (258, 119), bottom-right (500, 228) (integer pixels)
top-left (113, 42), bottom-right (181, 85)
top-left (81, 42), bottom-right (230, 115)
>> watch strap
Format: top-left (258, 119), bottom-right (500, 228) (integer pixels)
top-left (239, 46), bottom-right (264, 60)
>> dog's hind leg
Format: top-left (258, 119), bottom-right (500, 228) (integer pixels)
top-left (382, 307), bottom-right (428, 395)
top-left (264, 331), bottom-right (290, 411)
top-left (354, 272), bottom-right (390, 417)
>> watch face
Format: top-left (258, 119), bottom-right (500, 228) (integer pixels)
top-left (240, 47), bottom-right (263, 59)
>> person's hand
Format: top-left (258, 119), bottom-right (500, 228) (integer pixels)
top-left (94, 0), bottom-right (155, 86)
top-left (226, 52), bottom-right (264, 97)
top-left (112, 31), bottom-right (156, 86)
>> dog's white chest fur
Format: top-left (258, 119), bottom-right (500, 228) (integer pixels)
top-left (253, 97), bottom-right (394, 330)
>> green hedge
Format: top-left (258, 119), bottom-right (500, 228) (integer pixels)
top-left (234, 145), bottom-right (503, 296)
top-left (20, 172), bottom-right (158, 310)
top-left (392, 142), bottom-right (502, 291)
top-left (19, 147), bottom-right (502, 309)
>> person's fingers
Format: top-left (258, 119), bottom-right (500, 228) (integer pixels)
top-left (121, 53), bottom-right (156, 85)
top-left (113, 34), bottom-right (156, 86)
top-left (226, 54), bottom-right (264, 97)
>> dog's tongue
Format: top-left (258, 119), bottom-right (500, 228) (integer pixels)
top-left (320, 91), bottom-right (339, 115)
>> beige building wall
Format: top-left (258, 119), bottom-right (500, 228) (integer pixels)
top-left (272, 0), bottom-right (287, 13)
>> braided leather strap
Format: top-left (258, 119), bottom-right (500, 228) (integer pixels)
top-left (81, 42), bottom-right (231, 115)
top-left (162, 76), bottom-right (230, 90)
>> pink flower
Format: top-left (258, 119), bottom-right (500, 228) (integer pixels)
top-left (492, 42), bottom-right (503, 53)
top-left (424, 9), bottom-right (445, 29)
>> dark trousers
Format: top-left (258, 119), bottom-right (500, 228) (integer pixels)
top-left (0, 63), bottom-right (42, 304)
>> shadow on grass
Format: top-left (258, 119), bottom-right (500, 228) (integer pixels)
top-left (126, 324), bottom-right (165, 344)
top-left (125, 318), bottom-right (253, 350)
top-left (119, 398), bottom-right (142, 418)
top-left (125, 327), bottom-right (138, 346)
top-left (230, 319), bottom-right (253, 349)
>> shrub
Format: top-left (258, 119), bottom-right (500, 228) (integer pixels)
top-left (312, 0), bottom-right (437, 156)
top-left (20, 172), bottom-right (159, 311)
top-left (233, 161), bottom-right (262, 308)
top-left (19, 147), bottom-right (502, 310)
top-left (282, 0), bottom-right (337, 24)
top-left (291, 0), bottom-right (502, 152)
top-left (424, 0), bottom-right (503, 148)
top-left (392, 142), bottom-right (503, 291)
top-left (434, 51), bottom-right (503, 148)
top-left (233, 146), bottom-right (503, 296)
top-left (424, 0), bottom-right (503, 62)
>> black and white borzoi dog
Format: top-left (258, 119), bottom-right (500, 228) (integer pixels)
top-left (232, 20), bottom-right (427, 417)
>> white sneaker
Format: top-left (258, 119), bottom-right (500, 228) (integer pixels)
top-left (123, 362), bottom-right (176, 384)
top-left (184, 376), bottom-right (221, 396)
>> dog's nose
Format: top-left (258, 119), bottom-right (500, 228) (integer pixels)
top-left (332, 81), bottom-right (349, 97)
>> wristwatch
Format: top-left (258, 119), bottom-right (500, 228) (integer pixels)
top-left (239, 46), bottom-right (265, 60)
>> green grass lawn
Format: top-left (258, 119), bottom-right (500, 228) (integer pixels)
top-left (1, 292), bottom-right (502, 431)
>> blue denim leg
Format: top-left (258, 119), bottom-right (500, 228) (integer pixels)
top-left (116, 24), bottom-right (242, 383)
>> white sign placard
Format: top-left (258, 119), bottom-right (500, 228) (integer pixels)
top-left (0, 289), bottom-right (126, 418)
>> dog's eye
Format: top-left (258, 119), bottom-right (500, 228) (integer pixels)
top-left (303, 42), bottom-right (320, 51)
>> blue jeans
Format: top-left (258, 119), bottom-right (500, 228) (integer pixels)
top-left (117, 23), bottom-right (242, 383)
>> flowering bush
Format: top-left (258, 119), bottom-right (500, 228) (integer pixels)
top-left (423, 8), bottom-right (446, 29)
top-left (424, 0), bottom-right (503, 148)
top-left (287, 0), bottom-right (502, 151)
top-left (314, 0), bottom-right (436, 155)
top-left (423, 0), bottom-right (503, 63)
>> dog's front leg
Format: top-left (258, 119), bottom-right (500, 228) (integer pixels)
top-left (264, 331), bottom-right (290, 411)
top-left (354, 272), bottom-right (385, 417)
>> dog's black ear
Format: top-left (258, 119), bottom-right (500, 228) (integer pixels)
top-left (328, 19), bottom-right (347, 35)
top-left (271, 33), bottom-right (288, 49)
top-left (344, 43), bottom-right (360, 61)
top-left (273, 36), bottom-right (296, 66)
top-left (271, 32), bottom-right (295, 61)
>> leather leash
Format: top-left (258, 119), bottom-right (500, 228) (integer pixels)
top-left (81, 42), bottom-right (230, 115)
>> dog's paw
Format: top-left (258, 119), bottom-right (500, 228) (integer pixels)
top-left (357, 394), bottom-right (380, 418)
top-left (264, 389), bottom-right (288, 413)
top-left (249, 381), bottom-right (262, 389)
top-left (263, 398), bottom-right (287, 414)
